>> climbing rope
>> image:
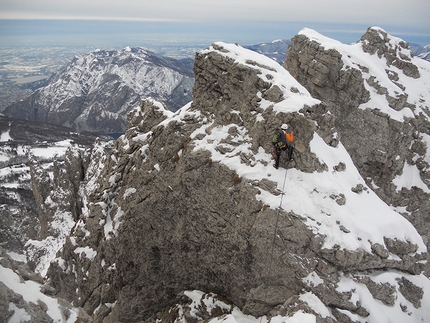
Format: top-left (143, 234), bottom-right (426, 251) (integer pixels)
top-left (259, 166), bottom-right (289, 323)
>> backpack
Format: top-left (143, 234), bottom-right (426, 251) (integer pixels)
top-left (272, 132), bottom-right (281, 146)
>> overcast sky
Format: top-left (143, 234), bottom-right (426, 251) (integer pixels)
top-left (1, 0), bottom-right (428, 26)
top-left (0, 0), bottom-right (429, 46)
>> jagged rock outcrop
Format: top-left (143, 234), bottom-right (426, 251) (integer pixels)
top-left (0, 246), bottom-right (92, 322)
top-left (285, 27), bottom-right (430, 276)
top-left (26, 140), bottom-right (112, 276)
top-left (47, 79), bottom-right (327, 321)
top-left (0, 115), bottom-right (108, 255)
top-left (4, 47), bottom-right (194, 133)
top-left (44, 38), bottom-right (429, 323)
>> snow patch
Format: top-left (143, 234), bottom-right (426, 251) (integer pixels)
top-left (335, 272), bottom-right (430, 323)
top-left (123, 187), bottom-right (136, 199)
top-left (299, 292), bottom-right (331, 318)
top-left (393, 162), bottom-right (430, 193)
top-left (74, 246), bottom-right (97, 261)
top-left (302, 271), bottom-right (324, 287)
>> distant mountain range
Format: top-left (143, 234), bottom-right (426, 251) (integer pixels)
top-left (3, 39), bottom-right (429, 135)
top-left (245, 39), bottom-right (291, 63)
top-left (4, 47), bottom-right (194, 133)
top-left (410, 43), bottom-right (430, 61)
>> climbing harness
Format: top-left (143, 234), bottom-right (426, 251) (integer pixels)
top-left (259, 166), bottom-right (289, 323)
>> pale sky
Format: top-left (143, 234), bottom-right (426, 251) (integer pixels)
top-left (1, 0), bottom-right (429, 46)
top-left (1, 0), bottom-right (428, 26)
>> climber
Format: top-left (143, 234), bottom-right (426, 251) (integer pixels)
top-left (272, 123), bottom-right (294, 169)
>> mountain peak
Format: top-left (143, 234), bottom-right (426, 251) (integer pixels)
top-left (40, 30), bottom-right (430, 322)
top-left (2, 28), bottom-right (430, 323)
top-left (3, 46), bottom-right (194, 133)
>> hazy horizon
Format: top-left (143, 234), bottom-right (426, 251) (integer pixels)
top-left (1, 19), bottom-right (429, 52)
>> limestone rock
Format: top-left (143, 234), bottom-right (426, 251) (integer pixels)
top-left (39, 34), bottom-right (430, 323)
top-left (0, 247), bottom-right (92, 323)
top-left (285, 26), bottom-right (430, 279)
top-left (397, 277), bottom-right (423, 308)
top-left (360, 27), bottom-right (420, 78)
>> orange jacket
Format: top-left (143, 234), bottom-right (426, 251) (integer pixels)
top-left (285, 131), bottom-right (294, 143)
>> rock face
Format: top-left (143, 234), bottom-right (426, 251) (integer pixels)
top-left (285, 27), bottom-right (430, 276)
top-left (0, 115), bottom-right (107, 256)
top-left (41, 35), bottom-right (430, 323)
top-left (3, 47), bottom-right (194, 133)
top-left (0, 246), bottom-right (92, 322)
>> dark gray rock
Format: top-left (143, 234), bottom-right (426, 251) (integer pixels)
top-left (359, 276), bottom-right (396, 306)
top-left (22, 30), bottom-right (429, 323)
top-left (285, 26), bottom-right (430, 278)
top-left (397, 277), bottom-right (423, 308)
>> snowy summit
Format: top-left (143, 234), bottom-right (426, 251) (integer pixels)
top-left (1, 27), bottom-right (430, 323)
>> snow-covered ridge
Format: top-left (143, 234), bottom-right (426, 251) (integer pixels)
top-left (287, 27), bottom-right (430, 238)
top-left (191, 41), bottom-right (426, 255)
top-left (203, 42), bottom-right (320, 114)
top-left (3, 28), bottom-right (430, 323)
top-left (150, 36), bottom-right (429, 321)
top-left (299, 27), bottom-right (430, 122)
top-left (98, 36), bottom-right (429, 321)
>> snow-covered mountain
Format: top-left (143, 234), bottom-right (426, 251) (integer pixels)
top-left (285, 28), bottom-right (430, 269)
top-left (410, 43), bottom-right (430, 62)
top-left (245, 39), bottom-right (291, 63)
top-left (3, 47), bottom-right (194, 134)
top-left (417, 45), bottom-right (430, 62)
top-left (1, 27), bottom-right (430, 323)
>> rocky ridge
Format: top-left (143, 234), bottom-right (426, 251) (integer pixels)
top-left (3, 47), bottom-right (194, 133)
top-left (0, 115), bottom-right (109, 255)
top-left (36, 30), bottom-right (430, 323)
top-left (0, 116), bottom-right (110, 322)
top-left (285, 26), bottom-right (430, 276)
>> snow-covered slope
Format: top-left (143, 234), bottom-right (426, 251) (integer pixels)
top-left (39, 33), bottom-right (430, 323)
top-left (0, 251), bottom-right (90, 322)
top-left (2, 28), bottom-right (430, 323)
top-left (286, 26), bottom-right (430, 262)
top-left (191, 41), bottom-right (426, 253)
top-left (3, 47), bottom-right (194, 133)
